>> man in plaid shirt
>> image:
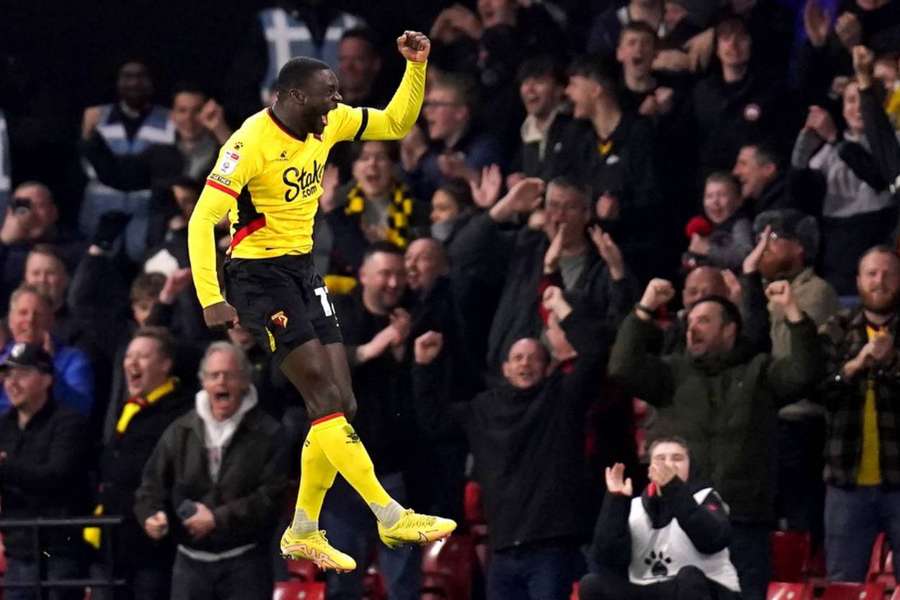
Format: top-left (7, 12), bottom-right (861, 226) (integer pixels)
top-left (819, 245), bottom-right (900, 581)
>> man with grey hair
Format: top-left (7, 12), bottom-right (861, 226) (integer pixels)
top-left (452, 175), bottom-right (635, 375)
top-left (135, 341), bottom-right (290, 600)
top-left (739, 209), bottom-right (839, 537)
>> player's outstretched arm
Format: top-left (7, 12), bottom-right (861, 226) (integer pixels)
top-left (357, 31), bottom-right (430, 141)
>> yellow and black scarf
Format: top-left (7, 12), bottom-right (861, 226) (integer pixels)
top-left (344, 182), bottom-right (416, 248)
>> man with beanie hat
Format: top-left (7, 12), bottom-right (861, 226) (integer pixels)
top-left (741, 209), bottom-right (840, 538)
top-left (0, 342), bottom-right (91, 599)
top-left (744, 209), bottom-right (839, 358)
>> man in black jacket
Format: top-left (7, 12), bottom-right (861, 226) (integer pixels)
top-left (0, 343), bottom-right (91, 600)
top-left (509, 56), bottom-right (571, 182)
top-left (412, 286), bottom-right (604, 600)
top-left (580, 437), bottom-right (740, 600)
top-left (89, 327), bottom-right (192, 600)
top-left (551, 57), bottom-right (664, 281)
top-left (134, 341), bottom-right (290, 600)
top-left (692, 16), bottom-right (795, 175)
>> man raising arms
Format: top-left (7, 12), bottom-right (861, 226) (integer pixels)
top-left (188, 31), bottom-right (455, 572)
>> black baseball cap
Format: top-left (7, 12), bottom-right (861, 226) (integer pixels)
top-left (0, 343), bottom-right (53, 375)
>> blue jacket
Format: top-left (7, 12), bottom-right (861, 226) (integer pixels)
top-left (0, 340), bottom-right (94, 417)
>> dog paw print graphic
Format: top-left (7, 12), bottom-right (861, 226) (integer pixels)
top-left (644, 550), bottom-right (673, 577)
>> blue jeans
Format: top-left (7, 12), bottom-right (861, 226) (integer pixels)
top-left (729, 522), bottom-right (770, 600)
top-left (487, 542), bottom-right (583, 600)
top-left (5, 556), bottom-right (83, 600)
top-left (825, 485), bottom-right (900, 581)
top-left (321, 473), bottom-right (421, 600)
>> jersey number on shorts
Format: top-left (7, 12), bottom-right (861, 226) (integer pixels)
top-left (314, 286), bottom-right (336, 317)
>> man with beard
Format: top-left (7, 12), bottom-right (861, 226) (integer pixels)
top-left (609, 277), bottom-right (824, 600)
top-left (818, 245), bottom-right (900, 581)
top-left (741, 210), bottom-right (839, 539)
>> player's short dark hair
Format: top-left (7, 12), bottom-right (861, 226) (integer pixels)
top-left (687, 294), bottom-right (743, 335)
top-left (517, 55), bottom-right (566, 86)
top-left (568, 54), bottom-right (617, 93)
top-left (340, 27), bottom-right (379, 52)
top-left (275, 57), bottom-right (331, 92)
top-left (436, 178), bottom-right (475, 211)
top-left (130, 272), bottom-right (166, 303)
top-left (619, 21), bottom-right (658, 46)
top-left (363, 241), bottom-right (404, 264)
top-left (131, 325), bottom-right (176, 362)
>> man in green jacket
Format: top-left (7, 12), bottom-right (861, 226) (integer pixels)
top-left (608, 277), bottom-right (823, 600)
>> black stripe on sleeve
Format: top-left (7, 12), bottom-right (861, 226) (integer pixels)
top-left (354, 108), bottom-right (369, 141)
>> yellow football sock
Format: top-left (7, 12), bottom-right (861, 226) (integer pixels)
top-left (291, 431), bottom-right (338, 535)
top-left (310, 413), bottom-right (403, 524)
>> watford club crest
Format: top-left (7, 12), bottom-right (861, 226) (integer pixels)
top-left (270, 310), bottom-right (289, 329)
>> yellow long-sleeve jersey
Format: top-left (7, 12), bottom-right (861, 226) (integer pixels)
top-left (188, 60), bottom-right (426, 308)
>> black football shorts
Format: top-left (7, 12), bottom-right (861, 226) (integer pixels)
top-left (224, 254), bottom-right (342, 363)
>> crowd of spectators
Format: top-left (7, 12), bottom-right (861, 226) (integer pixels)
top-left (4, 0), bottom-right (900, 599)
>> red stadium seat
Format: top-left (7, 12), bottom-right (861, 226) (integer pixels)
top-left (363, 564), bottom-right (387, 600)
top-left (868, 534), bottom-right (889, 579)
top-left (821, 582), bottom-right (885, 600)
top-left (770, 531), bottom-right (812, 582)
top-left (285, 558), bottom-right (319, 581)
top-left (463, 481), bottom-right (485, 526)
top-left (421, 535), bottom-right (476, 600)
top-left (273, 580), bottom-right (325, 600)
top-left (767, 582), bottom-right (814, 600)
top-left (867, 532), bottom-right (896, 589)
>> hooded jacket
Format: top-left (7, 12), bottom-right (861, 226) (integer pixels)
top-left (134, 387), bottom-right (290, 554)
